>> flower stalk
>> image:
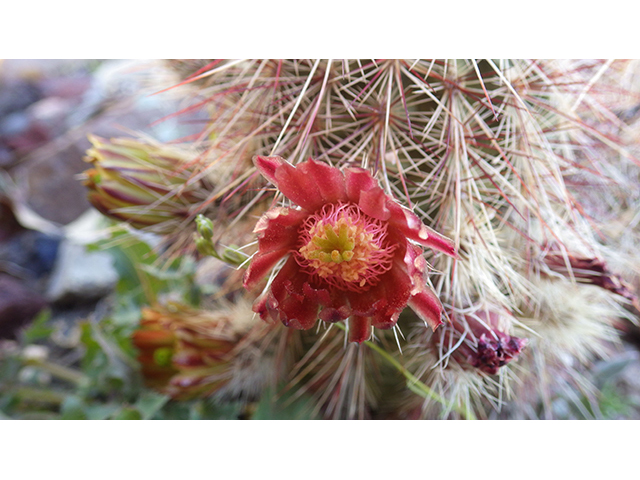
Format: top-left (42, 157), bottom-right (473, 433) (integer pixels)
top-left (194, 214), bottom-right (250, 266)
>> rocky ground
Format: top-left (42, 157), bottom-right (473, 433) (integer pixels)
top-left (0, 59), bottom-right (205, 338)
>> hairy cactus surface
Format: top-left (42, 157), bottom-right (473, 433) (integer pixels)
top-left (81, 59), bottom-right (640, 419)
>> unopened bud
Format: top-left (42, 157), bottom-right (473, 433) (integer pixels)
top-left (195, 214), bottom-right (214, 240)
top-left (194, 235), bottom-right (217, 257)
top-left (221, 245), bottom-right (249, 265)
top-left (82, 135), bottom-right (205, 234)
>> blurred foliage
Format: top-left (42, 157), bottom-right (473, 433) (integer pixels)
top-left (0, 227), bottom-right (315, 420)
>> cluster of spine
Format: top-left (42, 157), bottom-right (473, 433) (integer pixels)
top-left (86, 60), bottom-right (639, 419)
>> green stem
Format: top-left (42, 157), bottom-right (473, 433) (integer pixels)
top-left (23, 358), bottom-right (88, 386)
top-left (9, 386), bottom-right (66, 405)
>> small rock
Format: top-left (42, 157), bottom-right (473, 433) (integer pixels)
top-left (22, 344), bottom-right (49, 361)
top-left (37, 75), bottom-right (92, 101)
top-left (16, 140), bottom-right (93, 225)
top-left (0, 80), bottom-right (41, 116)
top-left (2, 120), bottom-right (50, 155)
top-left (0, 111), bottom-right (30, 137)
top-left (0, 145), bottom-right (15, 167)
top-left (46, 240), bottom-right (118, 305)
top-left (0, 196), bottom-right (25, 242)
top-left (0, 274), bottom-right (47, 339)
top-left (0, 229), bottom-right (61, 278)
top-left (27, 96), bottom-right (75, 138)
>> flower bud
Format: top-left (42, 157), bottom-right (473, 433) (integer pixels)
top-left (194, 235), bottom-right (216, 257)
top-left (542, 244), bottom-right (639, 310)
top-left (131, 301), bottom-right (280, 401)
top-left (82, 135), bottom-right (206, 234)
top-left (195, 214), bottom-right (214, 240)
top-left (443, 309), bottom-right (527, 375)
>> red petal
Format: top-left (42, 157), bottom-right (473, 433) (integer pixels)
top-left (408, 288), bottom-right (444, 331)
top-left (371, 310), bottom-right (400, 330)
top-left (346, 289), bottom-right (383, 317)
top-left (270, 257), bottom-right (303, 301)
top-left (315, 287), bottom-right (351, 323)
top-left (344, 167), bottom-right (380, 204)
top-left (300, 277), bottom-right (352, 323)
top-left (303, 158), bottom-right (348, 204)
top-left (279, 293), bottom-right (319, 330)
top-left (318, 305), bottom-right (351, 323)
top-left (405, 245), bottom-right (444, 331)
top-left (243, 248), bottom-right (290, 291)
top-left (254, 207), bottom-right (307, 251)
top-left (346, 255), bottom-right (412, 317)
top-left (376, 255), bottom-right (414, 311)
top-left (243, 208), bottom-right (307, 291)
top-left (418, 224), bottom-right (457, 257)
top-left (348, 316), bottom-right (372, 343)
top-left (303, 282), bottom-right (331, 306)
top-left (252, 292), bottom-right (275, 322)
top-left (359, 187), bottom-right (390, 221)
top-left (387, 202), bottom-right (456, 257)
top-left (269, 258), bottom-right (320, 330)
top-left (275, 162), bottom-right (325, 211)
top-left (256, 157), bottom-right (348, 212)
top-left (254, 155), bottom-right (285, 186)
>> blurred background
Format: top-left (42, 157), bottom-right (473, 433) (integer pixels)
top-left (0, 59), bottom-right (233, 420)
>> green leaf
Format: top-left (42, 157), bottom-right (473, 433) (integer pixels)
top-left (61, 396), bottom-right (88, 420)
top-left (85, 403), bottom-right (121, 420)
top-left (21, 309), bottom-right (53, 344)
top-left (252, 388), bottom-right (318, 420)
top-left (197, 400), bottom-right (246, 420)
top-left (113, 407), bottom-right (142, 420)
top-left (135, 391), bottom-right (170, 420)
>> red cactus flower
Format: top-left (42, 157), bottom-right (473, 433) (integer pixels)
top-left (243, 155), bottom-right (456, 343)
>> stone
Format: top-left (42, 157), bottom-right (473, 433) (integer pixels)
top-left (0, 229), bottom-right (61, 278)
top-left (0, 195), bottom-right (25, 242)
top-left (0, 79), bottom-right (41, 117)
top-left (0, 111), bottom-right (30, 137)
top-left (1, 119), bottom-right (50, 155)
top-left (46, 239), bottom-right (118, 305)
top-left (37, 75), bottom-right (92, 101)
top-left (0, 145), bottom-right (14, 167)
top-left (0, 274), bottom-right (47, 339)
top-left (28, 96), bottom-right (76, 138)
top-left (15, 141), bottom-right (92, 225)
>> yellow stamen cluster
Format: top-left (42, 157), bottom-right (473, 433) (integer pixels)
top-left (298, 204), bottom-right (393, 290)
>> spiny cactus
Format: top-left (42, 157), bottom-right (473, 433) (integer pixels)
top-left (84, 59), bottom-right (640, 419)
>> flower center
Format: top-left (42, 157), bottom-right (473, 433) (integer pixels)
top-left (297, 203), bottom-right (395, 291)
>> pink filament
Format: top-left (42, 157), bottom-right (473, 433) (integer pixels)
top-left (295, 202), bottom-right (396, 292)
